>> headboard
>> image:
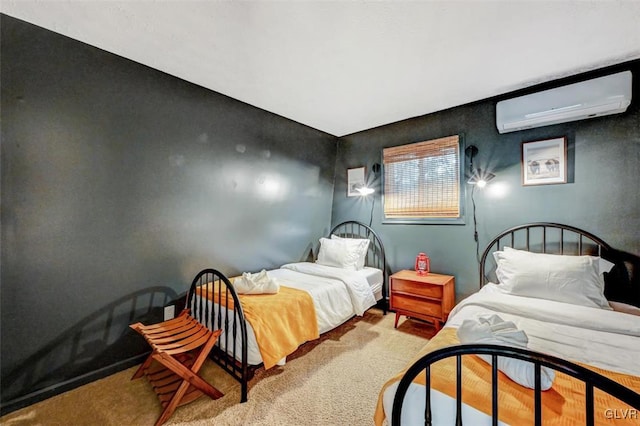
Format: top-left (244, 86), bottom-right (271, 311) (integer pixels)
top-left (479, 222), bottom-right (639, 307)
top-left (328, 221), bottom-right (389, 311)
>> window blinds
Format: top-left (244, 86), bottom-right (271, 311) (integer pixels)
top-left (383, 135), bottom-right (460, 219)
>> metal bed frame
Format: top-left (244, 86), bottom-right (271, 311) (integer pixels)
top-left (392, 222), bottom-right (640, 426)
top-left (185, 221), bottom-right (388, 403)
top-left (479, 222), bottom-right (638, 306)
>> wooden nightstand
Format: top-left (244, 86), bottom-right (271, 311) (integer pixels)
top-left (390, 270), bottom-right (455, 331)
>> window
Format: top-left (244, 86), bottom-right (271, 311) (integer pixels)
top-left (382, 135), bottom-right (463, 223)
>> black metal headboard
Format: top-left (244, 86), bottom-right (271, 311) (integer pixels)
top-left (479, 222), bottom-right (639, 307)
top-left (329, 221), bottom-right (389, 312)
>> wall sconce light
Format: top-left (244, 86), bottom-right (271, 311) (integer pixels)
top-left (354, 163), bottom-right (381, 226)
top-left (354, 163), bottom-right (380, 196)
top-left (465, 145), bottom-right (495, 188)
top-left (355, 183), bottom-right (375, 196)
top-left (467, 168), bottom-right (495, 188)
top-left (464, 146), bottom-right (495, 262)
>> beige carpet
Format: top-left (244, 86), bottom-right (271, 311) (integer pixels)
top-left (1, 309), bottom-right (433, 426)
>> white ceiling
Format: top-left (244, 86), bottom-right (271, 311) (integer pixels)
top-left (2, 1), bottom-right (640, 136)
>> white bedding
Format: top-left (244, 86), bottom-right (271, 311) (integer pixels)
top-left (383, 284), bottom-right (640, 425)
top-left (280, 262), bottom-right (378, 316)
top-left (359, 266), bottom-right (385, 300)
top-left (196, 262), bottom-right (381, 366)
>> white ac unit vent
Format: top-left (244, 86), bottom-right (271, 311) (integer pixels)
top-left (496, 71), bottom-right (632, 134)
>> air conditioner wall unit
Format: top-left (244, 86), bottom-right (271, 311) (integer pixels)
top-left (496, 71), bottom-right (632, 134)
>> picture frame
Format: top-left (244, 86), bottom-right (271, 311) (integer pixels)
top-left (347, 167), bottom-right (366, 197)
top-left (521, 137), bottom-right (567, 186)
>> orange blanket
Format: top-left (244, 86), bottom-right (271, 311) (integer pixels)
top-left (375, 328), bottom-right (640, 425)
top-left (197, 284), bottom-right (319, 369)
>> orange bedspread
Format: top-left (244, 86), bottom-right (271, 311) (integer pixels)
top-left (197, 284), bottom-right (319, 369)
top-left (375, 327), bottom-right (640, 425)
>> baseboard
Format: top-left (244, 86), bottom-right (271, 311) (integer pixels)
top-left (0, 352), bottom-right (148, 416)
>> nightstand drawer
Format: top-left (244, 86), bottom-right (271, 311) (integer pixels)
top-left (391, 294), bottom-right (443, 318)
top-left (392, 279), bottom-right (443, 299)
top-left (390, 270), bottom-right (455, 330)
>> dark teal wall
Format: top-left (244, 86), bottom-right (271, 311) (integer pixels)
top-left (0, 14), bottom-right (337, 407)
top-left (332, 60), bottom-right (640, 301)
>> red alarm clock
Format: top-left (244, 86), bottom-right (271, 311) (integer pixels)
top-left (415, 252), bottom-right (430, 276)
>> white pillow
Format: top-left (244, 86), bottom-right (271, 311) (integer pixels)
top-left (493, 247), bottom-right (613, 309)
top-left (316, 237), bottom-right (361, 270)
top-left (330, 235), bottom-right (370, 270)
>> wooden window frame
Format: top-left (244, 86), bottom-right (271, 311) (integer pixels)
top-left (381, 135), bottom-right (465, 225)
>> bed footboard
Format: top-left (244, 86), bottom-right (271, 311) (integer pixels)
top-left (391, 344), bottom-right (640, 426)
top-left (186, 269), bottom-right (249, 403)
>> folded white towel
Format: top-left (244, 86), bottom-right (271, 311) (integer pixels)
top-left (457, 314), bottom-right (555, 390)
top-left (457, 314), bottom-right (530, 347)
top-left (233, 270), bottom-right (280, 294)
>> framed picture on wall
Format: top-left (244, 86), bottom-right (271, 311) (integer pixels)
top-left (521, 137), bottom-right (567, 186)
top-left (347, 167), bottom-right (366, 197)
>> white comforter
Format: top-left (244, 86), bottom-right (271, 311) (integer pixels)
top-left (447, 284), bottom-right (640, 375)
top-left (280, 262), bottom-right (377, 316)
top-left (383, 284), bottom-right (640, 425)
top-left (198, 262), bottom-right (378, 366)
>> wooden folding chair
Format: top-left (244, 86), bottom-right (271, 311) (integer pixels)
top-left (130, 309), bottom-right (223, 426)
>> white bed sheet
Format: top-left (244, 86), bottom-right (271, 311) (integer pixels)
top-left (359, 266), bottom-right (384, 300)
top-left (196, 262), bottom-right (380, 366)
top-left (383, 284), bottom-right (640, 425)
